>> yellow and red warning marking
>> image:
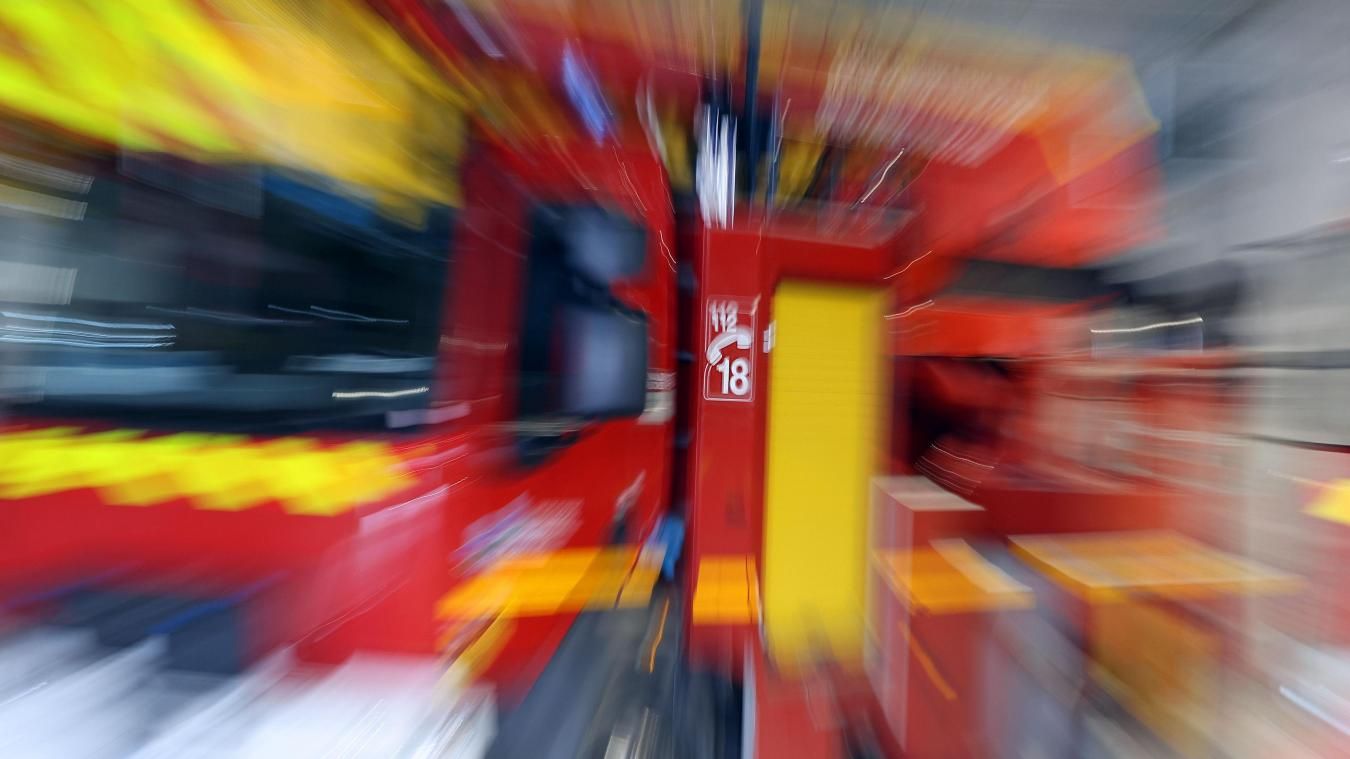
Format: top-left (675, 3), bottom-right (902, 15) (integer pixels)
top-left (0, 425), bottom-right (414, 516)
top-left (0, 0), bottom-right (469, 203)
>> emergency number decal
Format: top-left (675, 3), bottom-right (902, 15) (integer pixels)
top-left (703, 296), bottom-right (756, 402)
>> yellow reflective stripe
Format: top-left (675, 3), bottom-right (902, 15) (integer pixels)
top-left (0, 3), bottom-right (239, 153)
top-left (0, 429), bottom-right (407, 515)
top-left (98, 3), bottom-right (255, 149)
top-left (100, 434), bottom-right (249, 507)
top-left (0, 430), bottom-right (145, 498)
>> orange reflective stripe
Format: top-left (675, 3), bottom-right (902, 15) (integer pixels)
top-left (436, 545), bottom-right (662, 620)
top-left (691, 555), bottom-right (759, 625)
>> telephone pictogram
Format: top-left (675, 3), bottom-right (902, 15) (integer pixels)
top-left (704, 297), bottom-right (755, 402)
top-left (706, 326), bottom-right (752, 365)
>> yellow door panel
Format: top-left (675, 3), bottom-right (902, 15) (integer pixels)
top-left (763, 282), bottom-right (886, 668)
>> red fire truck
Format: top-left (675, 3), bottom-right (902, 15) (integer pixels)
top-left (0, 83), bottom-right (679, 757)
top-left (0, 2), bottom-right (1208, 757)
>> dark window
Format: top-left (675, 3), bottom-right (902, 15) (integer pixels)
top-left (517, 204), bottom-right (649, 427)
top-left (0, 154), bottom-right (453, 432)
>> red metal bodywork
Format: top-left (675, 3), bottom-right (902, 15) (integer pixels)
top-left (0, 138), bottom-right (675, 698)
top-left (683, 211), bottom-right (899, 668)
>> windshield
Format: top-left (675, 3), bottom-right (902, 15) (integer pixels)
top-left (0, 150), bottom-right (453, 433)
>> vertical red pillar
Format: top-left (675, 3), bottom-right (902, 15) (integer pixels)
top-left (683, 223), bottom-right (770, 668)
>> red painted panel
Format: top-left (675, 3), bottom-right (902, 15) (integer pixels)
top-left (684, 211), bottom-right (900, 666)
top-left (0, 140), bottom-right (677, 697)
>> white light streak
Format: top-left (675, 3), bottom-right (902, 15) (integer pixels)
top-left (0, 336), bottom-right (171, 348)
top-left (885, 300), bottom-right (934, 319)
top-left (1, 311), bottom-right (172, 330)
top-left (332, 386), bottom-right (430, 400)
top-left (268, 305), bottom-right (408, 324)
top-left (1090, 316), bottom-right (1203, 334)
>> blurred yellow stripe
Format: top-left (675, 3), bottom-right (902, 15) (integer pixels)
top-left (0, 428), bottom-right (408, 515)
top-left (1011, 531), bottom-right (1299, 603)
top-left (691, 555), bottom-right (759, 625)
top-left (436, 546), bottom-right (661, 620)
top-left (875, 542), bottom-right (1033, 615)
top-left (763, 283), bottom-right (884, 665)
top-left (0, 0), bottom-right (469, 203)
top-left (1306, 479), bottom-right (1350, 526)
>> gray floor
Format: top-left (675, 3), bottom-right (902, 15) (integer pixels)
top-left (487, 587), bottom-right (732, 759)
